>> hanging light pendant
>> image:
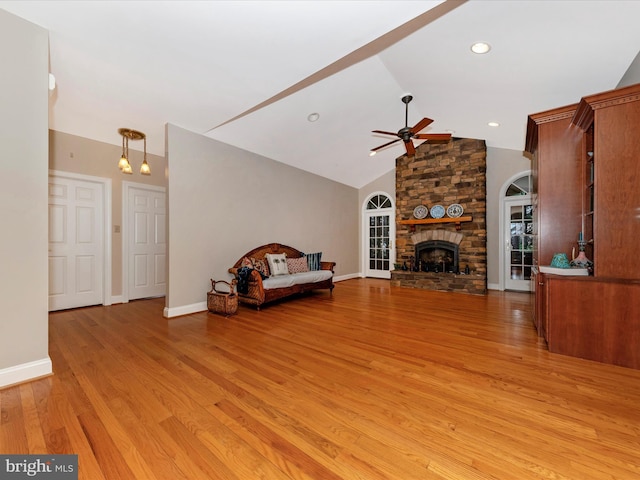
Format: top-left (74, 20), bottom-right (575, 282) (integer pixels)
top-left (139, 135), bottom-right (151, 175)
top-left (117, 128), bottom-right (150, 175)
top-left (118, 133), bottom-right (131, 171)
top-left (140, 158), bottom-right (151, 175)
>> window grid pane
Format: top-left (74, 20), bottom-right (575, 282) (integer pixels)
top-left (368, 214), bottom-right (390, 272)
top-left (509, 203), bottom-right (534, 281)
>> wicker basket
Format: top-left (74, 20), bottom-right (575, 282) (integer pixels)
top-left (207, 279), bottom-right (238, 316)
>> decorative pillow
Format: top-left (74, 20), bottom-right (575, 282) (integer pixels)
top-left (251, 257), bottom-right (270, 277)
top-left (303, 252), bottom-right (322, 271)
top-left (286, 256), bottom-right (309, 274)
top-left (265, 253), bottom-right (289, 276)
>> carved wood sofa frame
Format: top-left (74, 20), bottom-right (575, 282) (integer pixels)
top-left (229, 243), bottom-right (335, 309)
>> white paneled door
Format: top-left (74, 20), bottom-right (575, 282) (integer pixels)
top-left (125, 183), bottom-right (166, 301)
top-left (48, 175), bottom-right (105, 311)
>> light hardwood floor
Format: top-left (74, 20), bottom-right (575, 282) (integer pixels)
top-left (2, 278), bottom-right (640, 479)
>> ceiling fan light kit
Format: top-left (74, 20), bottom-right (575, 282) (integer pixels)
top-left (371, 94), bottom-right (452, 156)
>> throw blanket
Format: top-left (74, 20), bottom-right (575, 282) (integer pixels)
top-left (236, 266), bottom-right (267, 294)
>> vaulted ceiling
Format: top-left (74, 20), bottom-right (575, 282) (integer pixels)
top-left (2, 0), bottom-right (639, 188)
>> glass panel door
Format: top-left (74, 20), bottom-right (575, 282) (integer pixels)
top-left (363, 193), bottom-right (394, 279)
top-left (367, 214), bottom-right (390, 277)
top-left (505, 199), bottom-right (533, 291)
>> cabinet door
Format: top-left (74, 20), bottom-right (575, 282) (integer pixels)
top-left (535, 114), bottom-right (583, 266)
top-left (593, 102), bottom-right (640, 278)
top-left (532, 271), bottom-right (547, 339)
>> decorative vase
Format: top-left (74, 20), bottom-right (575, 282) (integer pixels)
top-left (570, 240), bottom-right (593, 271)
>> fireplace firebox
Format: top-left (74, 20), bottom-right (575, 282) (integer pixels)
top-left (415, 240), bottom-right (459, 273)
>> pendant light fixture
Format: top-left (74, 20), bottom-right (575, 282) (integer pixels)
top-left (117, 128), bottom-right (151, 175)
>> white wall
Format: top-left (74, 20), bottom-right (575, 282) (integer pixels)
top-left (164, 124), bottom-right (359, 316)
top-left (0, 10), bottom-right (51, 387)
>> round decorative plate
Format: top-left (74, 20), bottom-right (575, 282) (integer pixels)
top-left (446, 203), bottom-right (464, 218)
top-left (430, 204), bottom-right (445, 219)
top-left (413, 205), bottom-right (428, 219)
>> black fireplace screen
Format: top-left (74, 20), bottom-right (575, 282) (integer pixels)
top-left (415, 240), bottom-right (459, 273)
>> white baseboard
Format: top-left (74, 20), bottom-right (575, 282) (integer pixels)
top-left (487, 283), bottom-right (500, 291)
top-left (0, 357), bottom-right (52, 389)
top-left (110, 295), bottom-right (124, 304)
top-left (164, 301), bottom-right (207, 318)
top-left (334, 273), bottom-right (360, 282)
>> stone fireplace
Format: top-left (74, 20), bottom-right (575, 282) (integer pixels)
top-left (391, 137), bottom-right (487, 295)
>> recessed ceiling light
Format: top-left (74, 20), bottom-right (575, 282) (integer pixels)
top-left (488, 121), bottom-right (500, 127)
top-left (307, 112), bottom-right (320, 122)
top-left (471, 42), bottom-right (491, 54)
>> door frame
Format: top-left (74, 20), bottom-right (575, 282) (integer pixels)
top-left (498, 170), bottom-right (532, 291)
top-left (49, 170), bottom-right (112, 307)
top-left (122, 181), bottom-right (166, 303)
top-left (361, 191), bottom-right (396, 279)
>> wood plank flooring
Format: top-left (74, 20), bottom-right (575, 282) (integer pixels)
top-left (2, 278), bottom-right (640, 479)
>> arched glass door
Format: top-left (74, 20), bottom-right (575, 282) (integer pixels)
top-left (363, 193), bottom-right (395, 279)
top-left (504, 174), bottom-right (533, 291)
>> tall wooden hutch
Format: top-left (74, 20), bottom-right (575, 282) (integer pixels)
top-left (525, 83), bottom-right (640, 370)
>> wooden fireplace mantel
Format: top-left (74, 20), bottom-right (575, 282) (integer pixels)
top-left (399, 215), bottom-right (472, 231)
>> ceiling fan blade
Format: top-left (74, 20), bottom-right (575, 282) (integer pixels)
top-left (404, 140), bottom-right (416, 156)
top-left (414, 133), bottom-right (452, 143)
top-left (410, 117), bottom-right (434, 134)
top-left (372, 129), bottom-right (399, 137)
top-left (371, 138), bottom-right (401, 152)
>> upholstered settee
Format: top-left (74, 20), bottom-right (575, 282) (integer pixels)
top-left (228, 243), bottom-right (335, 309)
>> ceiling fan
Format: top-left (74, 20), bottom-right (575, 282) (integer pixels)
top-left (371, 94), bottom-right (451, 156)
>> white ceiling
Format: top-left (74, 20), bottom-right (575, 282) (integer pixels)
top-left (2, 0), bottom-right (640, 188)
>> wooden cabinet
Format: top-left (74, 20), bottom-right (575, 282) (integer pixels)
top-left (525, 83), bottom-right (640, 369)
top-left (525, 104), bottom-right (583, 268)
top-left (573, 84), bottom-right (640, 279)
top-left (545, 276), bottom-right (640, 368)
top-left (530, 269), bottom-right (547, 340)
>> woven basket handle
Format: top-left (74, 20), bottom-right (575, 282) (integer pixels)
top-left (210, 278), bottom-right (237, 295)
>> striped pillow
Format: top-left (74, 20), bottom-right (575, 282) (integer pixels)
top-left (303, 252), bottom-right (322, 271)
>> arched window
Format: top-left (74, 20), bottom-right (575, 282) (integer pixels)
top-left (505, 174), bottom-right (532, 196)
top-left (367, 193), bottom-right (392, 210)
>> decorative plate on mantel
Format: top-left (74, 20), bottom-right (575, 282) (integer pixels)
top-left (413, 205), bottom-right (428, 219)
top-left (430, 204), bottom-right (445, 219)
top-left (446, 203), bottom-right (464, 218)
